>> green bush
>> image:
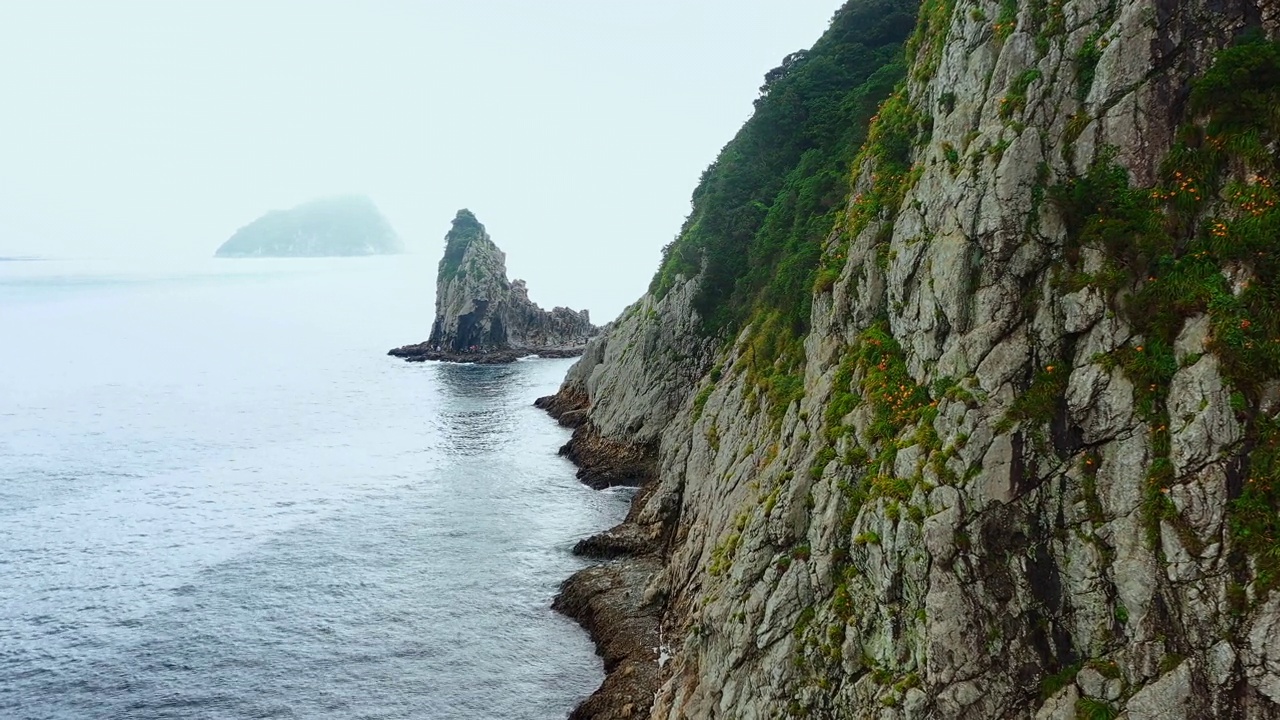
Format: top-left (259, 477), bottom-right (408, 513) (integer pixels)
top-left (650, 0), bottom-right (918, 337)
top-left (1052, 36), bottom-right (1280, 593)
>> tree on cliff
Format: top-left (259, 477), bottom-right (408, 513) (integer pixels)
top-left (649, 0), bottom-right (917, 336)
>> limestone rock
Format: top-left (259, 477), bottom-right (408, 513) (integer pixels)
top-left (1126, 661), bottom-right (1194, 720)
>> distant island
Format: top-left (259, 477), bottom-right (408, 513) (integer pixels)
top-left (214, 195), bottom-right (403, 258)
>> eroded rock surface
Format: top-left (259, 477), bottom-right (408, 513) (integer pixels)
top-left (390, 210), bottom-right (596, 363)
top-left (542, 1), bottom-right (1280, 718)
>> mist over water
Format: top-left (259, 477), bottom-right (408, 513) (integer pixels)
top-left (0, 257), bottom-right (625, 719)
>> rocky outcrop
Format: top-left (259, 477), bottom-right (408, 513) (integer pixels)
top-left (543, 1), bottom-right (1280, 719)
top-left (540, 391), bottom-right (670, 720)
top-left (390, 210), bottom-right (596, 363)
top-left (215, 195), bottom-right (402, 257)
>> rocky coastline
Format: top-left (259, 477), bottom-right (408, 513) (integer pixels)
top-left (537, 389), bottom-right (666, 720)
top-left (527, 1), bottom-right (1280, 716)
top-left (388, 343), bottom-right (586, 365)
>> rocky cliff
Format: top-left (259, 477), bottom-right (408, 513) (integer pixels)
top-left (215, 195), bottom-right (402, 257)
top-left (390, 210), bottom-right (596, 362)
top-left (542, 1), bottom-right (1280, 718)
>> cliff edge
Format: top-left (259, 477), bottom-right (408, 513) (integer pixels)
top-left (390, 210), bottom-right (597, 363)
top-left (542, 0), bottom-right (1280, 718)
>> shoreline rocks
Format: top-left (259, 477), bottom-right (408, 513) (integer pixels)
top-left (387, 343), bottom-right (586, 364)
top-left (537, 388), bottom-right (666, 720)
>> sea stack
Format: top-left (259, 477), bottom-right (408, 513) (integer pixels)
top-left (389, 210), bottom-right (596, 363)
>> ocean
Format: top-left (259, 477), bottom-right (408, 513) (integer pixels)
top-left (0, 256), bottom-right (623, 719)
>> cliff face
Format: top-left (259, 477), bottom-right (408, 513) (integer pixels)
top-left (545, 1), bottom-right (1280, 718)
top-left (391, 210), bottom-right (595, 361)
top-left (215, 195), bottom-right (402, 257)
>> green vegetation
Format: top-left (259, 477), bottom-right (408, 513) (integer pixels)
top-left (906, 0), bottom-right (957, 82)
top-left (842, 90), bottom-right (928, 242)
top-left (741, 310), bottom-right (810, 426)
top-left (1159, 652), bottom-right (1185, 674)
top-left (645, 0), bottom-right (932, 429)
top-left (650, 0), bottom-right (918, 338)
top-left (1075, 29), bottom-right (1106, 102)
top-left (785, 319), bottom-right (954, 710)
top-left (1028, 0), bottom-right (1068, 56)
top-left (995, 362), bottom-right (1068, 433)
top-left (1040, 662), bottom-right (1081, 700)
top-left (1000, 68), bottom-right (1042, 119)
top-left (1231, 416), bottom-right (1280, 591)
top-left (855, 323), bottom-right (932, 447)
top-left (692, 366), bottom-right (722, 420)
top-left (438, 209), bottom-right (486, 280)
top-left (1075, 698), bottom-right (1119, 720)
top-left (1052, 35), bottom-right (1280, 593)
top-left (942, 141), bottom-right (960, 171)
top-left (708, 511), bottom-right (750, 577)
top-left (853, 530), bottom-right (881, 545)
top-left (993, 0), bottom-right (1018, 41)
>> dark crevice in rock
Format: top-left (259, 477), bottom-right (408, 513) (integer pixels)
top-left (1052, 335), bottom-right (1085, 459)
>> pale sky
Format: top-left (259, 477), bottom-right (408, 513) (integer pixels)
top-left (0, 1), bottom-right (843, 321)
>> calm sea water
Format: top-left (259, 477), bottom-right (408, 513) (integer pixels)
top-left (0, 256), bottom-right (624, 719)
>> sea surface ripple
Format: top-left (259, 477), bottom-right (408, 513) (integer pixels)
top-left (0, 256), bottom-right (624, 719)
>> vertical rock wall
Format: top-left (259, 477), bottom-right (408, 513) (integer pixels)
top-left (546, 1), bottom-right (1280, 718)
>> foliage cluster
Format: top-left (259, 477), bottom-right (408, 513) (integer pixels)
top-left (438, 210), bottom-right (485, 280)
top-left (1052, 35), bottom-right (1280, 592)
top-left (1075, 698), bottom-right (1120, 720)
top-left (1232, 416), bottom-right (1280, 591)
top-left (855, 323), bottom-right (933, 448)
top-left (999, 68), bottom-right (1043, 119)
top-left (650, 0), bottom-right (918, 338)
top-left (814, 322), bottom-right (939, 531)
top-left (996, 362), bottom-right (1068, 433)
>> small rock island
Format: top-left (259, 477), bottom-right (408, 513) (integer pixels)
top-left (390, 210), bottom-right (597, 364)
top-left (215, 195), bottom-right (403, 258)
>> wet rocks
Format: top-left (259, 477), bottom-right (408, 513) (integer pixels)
top-left (553, 557), bottom-right (664, 720)
top-left (537, 387), bottom-right (667, 720)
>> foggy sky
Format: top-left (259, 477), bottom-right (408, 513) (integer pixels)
top-left (0, 1), bottom-right (843, 321)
